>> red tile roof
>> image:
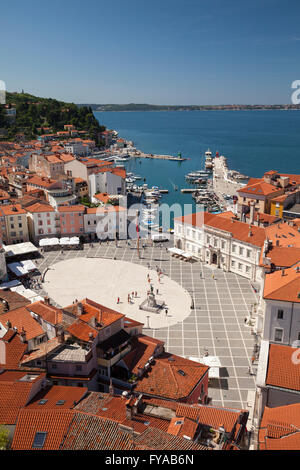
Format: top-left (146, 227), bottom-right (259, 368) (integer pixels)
top-left (0, 371), bottom-right (45, 425)
top-left (27, 301), bottom-right (63, 326)
top-left (26, 385), bottom-right (88, 410)
top-left (0, 330), bottom-right (27, 369)
top-left (11, 409), bottom-right (74, 449)
top-left (175, 212), bottom-right (267, 248)
top-left (263, 262), bottom-right (300, 302)
top-left (26, 202), bottom-right (54, 213)
top-left (58, 205), bottom-right (85, 213)
top-left (65, 298), bottom-right (124, 342)
top-left (134, 352), bottom-right (209, 401)
top-left (259, 404), bottom-right (300, 450)
top-left (0, 306), bottom-right (45, 341)
top-left (175, 403), bottom-right (246, 433)
top-left (237, 181), bottom-right (283, 197)
top-left (266, 343), bottom-right (300, 391)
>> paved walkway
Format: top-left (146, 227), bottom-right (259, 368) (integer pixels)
top-left (33, 237), bottom-right (258, 410)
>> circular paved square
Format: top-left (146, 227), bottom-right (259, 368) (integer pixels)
top-left (43, 258), bottom-right (192, 329)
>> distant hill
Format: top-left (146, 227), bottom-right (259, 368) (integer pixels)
top-left (78, 103), bottom-right (300, 112)
top-left (0, 92), bottom-right (106, 142)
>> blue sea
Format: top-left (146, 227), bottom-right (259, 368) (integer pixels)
top-left (94, 110), bottom-right (300, 216)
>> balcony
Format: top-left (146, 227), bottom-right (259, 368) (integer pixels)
top-left (97, 344), bottom-right (131, 367)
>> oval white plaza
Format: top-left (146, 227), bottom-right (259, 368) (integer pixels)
top-left (43, 258), bottom-right (192, 329)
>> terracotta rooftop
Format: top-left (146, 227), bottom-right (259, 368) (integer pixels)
top-left (58, 204), bottom-right (85, 213)
top-left (263, 262), bottom-right (300, 302)
top-left (27, 301), bottom-right (63, 326)
top-left (65, 298), bottom-right (124, 342)
top-left (0, 204), bottom-right (26, 216)
top-left (175, 212), bottom-right (267, 248)
top-left (26, 385), bottom-right (88, 410)
top-left (259, 403), bottom-right (300, 450)
top-left (237, 181), bottom-right (283, 196)
top-left (11, 409), bottom-right (74, 450)
top-left (134, 352), bottom-right (209, 401)
top-left (0, 329), bottom-right (27, 369)
top-left (0, 371), bottom-right (45, 425)
top-left (0, 306), bottom-right (45, 341)
top-left (266, 343), bottom-right (300, 392)
top-left (0, 289), bottom-right (30, 314)
top-left (25, 202), bottom-right (55, 213)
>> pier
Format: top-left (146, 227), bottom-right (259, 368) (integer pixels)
top-left (212, 155), bottom-right (248, 209)
top-left (132, 152), bottom-right (187, 161)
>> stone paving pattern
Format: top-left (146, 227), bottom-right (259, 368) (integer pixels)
top-left (32, 237), bottom-right (258, 410)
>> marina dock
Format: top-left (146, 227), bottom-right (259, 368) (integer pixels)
top-left (181, 188), bottom-right (196, 193)
top-left (132, 152), bottom-right (187, 161)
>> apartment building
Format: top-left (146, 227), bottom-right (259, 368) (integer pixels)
top-left (237, 170), bottom-right (300, 218)
top-left (26, 202), bottom-right (58, 241)
top-left (64, 158), bottom-right (114, 182)
top-left (29, 152), bottom-right (75, 179)
top-left (0, 204), bottom-right (29, 244)
top-left (89, 167), bottom-right (126, 199)
top-left (58, 205), bottom-right (85, 236)
top-left (84, 206), bottom-right (127, 240)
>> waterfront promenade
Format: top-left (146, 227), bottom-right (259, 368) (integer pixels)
top-left (33, 238), bottom-right (258, 411)
top-left (212, 155), bottom-right (246, 209)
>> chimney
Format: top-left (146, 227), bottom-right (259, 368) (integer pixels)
top-left (88, 332), bottom-right (94, 342)
top-left (57, 330), bottom-right (65, 344)
top-left (90, 316), bottom-right (97, 328)
top-left (133, 394), bottom-right (143, 414)
top-left (281, 268), bottom-right (285, 276)
top-left (249, 200), bottom-right (255, 225)
top-left (44, 296), bottom-right (51, 306)
top-left (20, 328), bottom-right (26, 343)
top-left (77, 302), bottom-right (83, 315)
top-left (6, 320), bottom-right (12, 329)
top-left (248, 230), bottom-right (253, 237)
top-left (109, 378), bottom-right (114, 396)
top-left (276, 240), bottom-right (279, 246)
top-left (125, 397), bottom-right (137, 420)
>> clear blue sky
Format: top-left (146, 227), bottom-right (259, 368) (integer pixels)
top-left (1, 0), bottom-right (300, 104)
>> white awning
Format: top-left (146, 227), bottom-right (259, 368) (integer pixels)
top-left (10, 285), bottom-right (44, 302)
top-left (39, 238), bottom-right (60, 247)
top-left (7, 260), bottom-right (37, 277)
top-left (59, 237), bottom-right (80, 245)
top-left (168, 247), bottom-right (184, 255)
top-left (189, 356), bottom-right (221, 378)
top-left (4, 242), bottom-right (39, 257)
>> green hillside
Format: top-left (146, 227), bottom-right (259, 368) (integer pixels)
top-left (0, 92), bottom-right (106, 142)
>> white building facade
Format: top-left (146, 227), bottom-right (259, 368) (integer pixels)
top-left (89, 171), bottom-right (126, 200)
top-left (174, 214), bottom-right (264, 282)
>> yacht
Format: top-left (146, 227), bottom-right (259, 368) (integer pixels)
top-left (204, 149), bottom-right (213, 171)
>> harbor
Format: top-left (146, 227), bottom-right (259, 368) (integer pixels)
top-left (94, 121), bottom-right (251, 222)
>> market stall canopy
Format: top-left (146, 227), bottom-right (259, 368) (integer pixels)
top-left (59, 237), bottom-right (80, 245)
top-left (10, 285), bottom-right (43, 303)
top-left (7, 260), bottom-right (37, 277)
top-left (39, 238), bottom-right (60, 247)
top-left (3, 242), bottom-right (39, 258)
top-left (189, 355), bottom-right (221, 379)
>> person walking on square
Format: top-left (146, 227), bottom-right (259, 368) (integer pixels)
top-left (117, 297), bottom-right (120, 304)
